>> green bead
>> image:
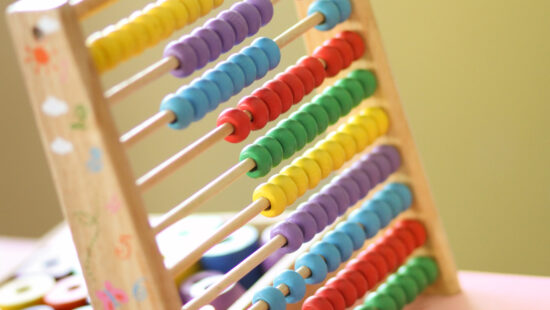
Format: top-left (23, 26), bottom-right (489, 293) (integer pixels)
top-left (239, 144), bottom-right (273, 178)
top-left (325, 86), bottom-right (353, 116)
top-left (313, 94), bottom-right (341, 124)
top-left (300, 102), bottom-right (329, 134)
top-left (267, 127), bottom-right (297, 159)
top-left (364, 292), bottom-right (398, 310)
top-left (349, 69), bottom-right (378, 97)
top-left (378, 283), bottom-right (407, 309)
top-left (387, 274), bottom-right (419, 303)
top-left (255, 136), bottom-right (283, 167)
top-left (398, 265), bottom-right (429, 292)
top-left (279, 118), bottom-right (307, 151)
top-left (407, 257), bottom-right (439, 284)
top-left (336, 78), bottom-right (365, 107)
top-left (291, 111), bottom-right (318, 143)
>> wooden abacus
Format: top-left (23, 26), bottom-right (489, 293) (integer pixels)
top-left (6, 0), bottom-right (460, 309)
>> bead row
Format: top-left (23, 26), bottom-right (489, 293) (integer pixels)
top-left (355, 257), bottom-right (439, 310)
top-left (269, 148), bottom-right (405, 256)
top-left (160, 37), bottom-right (280, 130)
top-left (251, 108), bottom-right (390, 218)
top-left (239, 69), bottom-right (377, 178)
top-left (216, 30), bottom-right (366, 143)
top-left (164, 0), bottom-right (274, 77)
top-left (88, 0), bottom-right (225, 72)
top-left (252, 219), bottom-right (426, 310)
top-left (301, 220), bottom-right (428, 310)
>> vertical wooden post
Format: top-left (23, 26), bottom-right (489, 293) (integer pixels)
top-left (6, 1), bottom-right (181, 309)
top-left (294, 0), bottom-right (461, 295)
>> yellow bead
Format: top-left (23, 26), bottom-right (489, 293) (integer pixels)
top-left (340, 123), bottom-right (369, 151)
top-left (104, 25), bottom-right (133, 60)
top-left (281, 165), bottom-right (309, 196)
top-left (213, 0), bottom-right (223, 7)
top-left (118, 18), bottom-right (149, 53)
top-left (362, 107), bottom-right (389, 135)
top-left (350, 115), bottom-right (379, 143)
top-left (88, 41), bottom-right (108, 73)
top-left (292, 157), bottom-right (322, 189)
top-left (327, 132), bottom-right (357, 160)
top-left (253, 183), bottom-right (288, 217)
top-left (87, 33), bottom-right (120, 70)
top-left (180, 0), bottom-right (200, 23)
top-left (159, 0), bottom-right (189, 28)
top-left (316, 140), bottom-right (346, 170)
top-left (197, 0), bottom-right (214, 16)
top-left (132, 11), bottom-right (164, 47)
top-left (146, 3), bottom-right (177, 39)
top-left (268, 174), bottom-right (298, 205)
top-left (304, 149), bottom-right (333, 178)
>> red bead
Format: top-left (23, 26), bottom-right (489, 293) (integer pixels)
top-left (252, 88), bottom-right (282, 121)
top-left (346, 258), bottom-right (379, 290)
top-left (389, 226), bottom-right (417, 254)
top-left (325, 277), bottom-right (358, 307)
top-left (264, 80), bottom-right (293, 113)
top-left (316, 287), bottom-right (346, 310)
top-left (298, 56), bottom-right (326, 87)
top-left (288, 65), bottom-right (315, 95)
top-left (237, 96), bottom-right (269, 130)
top-left (335, 31), bottom-right (365, 60)
top-left (395, 220), bottom-right (427, 247)
top-left (368, 243), bottom-right (398, 272)
top-left (276, 71), bottom-right (305, 104)
top-left (337, 269), bottom-right (368, 298)
top-left (357, 251), bottom-right (389, 278)
top-left (313, 45), bottom-right (344, 77)
top-left (384, 235), bottom-right (409, 266)
top-left (303, 295), bottom-right (335, 310)
top-left (324, 38), bottom-right (354, 69)
top-left (217, 108), bottom-right (252, 143)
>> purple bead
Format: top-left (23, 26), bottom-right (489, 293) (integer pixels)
top-left (246, 0), bottom-right (273, 26)
top-left (364, 153), bottom-right (392, 179)
top-left (192, 28), bottom-right (222, 62)
top-left (373, 145), bottom-right (402, 171)
top-left (321, 185), bottom-right (350, 216)
top-left (342, 168), bottom-right (372, 198)
top-left (335, 176), bottom-right (362, 206)
top-left (310, 193), bottom-right (338, 224)
top-left (270, 222), bottom-right (303, 254)
top-left (206, 19), bottom-right (236, 53)
top-left (219, 10), bottom-right (248, 45)
top-left (298, 202), bottom-right (328, 233)
top-left (231, 2), bottom-right (261, 36)
top-left (287, 211), bottom-right (317, 242)
top-left (164, 41), bottom-right (198, 78)
top-left (181, 35), bottom-right (210, 70)
top-left (358, 160), bottom-right (383, 186)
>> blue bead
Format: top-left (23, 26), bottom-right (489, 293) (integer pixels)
top-left (253, 37), bottom-right (281, 69)
top-left (216, 61), bottom-right (245, 95)
top-left (331, 0), bottom-right (351, 22)
top-left (336, 222), bottom-right (366, 250)
top-left (323, 230), bottom-right (353, 262)
top-left (374, 190), bottom-right (405, 214)
top-left (243, 46), bottom-right (270, 79)
top-left (176, 86), bottom-right (209, 121)
top-left (295, 253), bottom-right (328, 284)
top-left (310, 242), bottom-right (341, 272)
top-left (204, 69), bottom-right (234, 102)
top-left (160, 94), bottom-right (195, 130)
top-left (252, 287), bottom-right (286, 310)
top-left (307, 0), bottom-right (341, 31)
top-left (273, 270), bottom-right (306, 304)
top-left (363, 199), bottom-right (394, 226)
top-left (385, 183), bottom-right (413, 209)
top-left (191, 79), bottom-right (222, 112)
top-left (229, 53), bottom-right (257, 87)
top-left (349, 209), bottom-right (381, 238)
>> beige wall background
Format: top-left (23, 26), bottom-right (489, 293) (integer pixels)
top-left (1, 0), bottom-right (548, 278)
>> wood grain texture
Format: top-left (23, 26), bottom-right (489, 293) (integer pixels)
top-left (5, 1), bottom-right (181, 309)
